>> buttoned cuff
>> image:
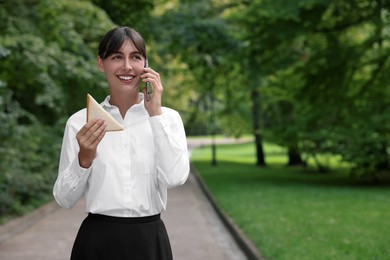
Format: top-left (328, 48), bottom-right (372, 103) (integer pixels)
top-left (73, 157), bottom-right (92, 182)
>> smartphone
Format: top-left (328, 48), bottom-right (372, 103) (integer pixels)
top-left (144, 59), bottom-right (151, 101)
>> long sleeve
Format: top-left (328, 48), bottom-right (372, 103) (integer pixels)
top-left (53, 115), bottom-right (91, 209)
top-left (149, 108), bottom-right (190, 188)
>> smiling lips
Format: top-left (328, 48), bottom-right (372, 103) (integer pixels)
top-left (117, 75), bottom-right (135, 82)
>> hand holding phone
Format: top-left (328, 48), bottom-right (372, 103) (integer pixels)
top-left (141, 60), bottom-right (163, 116)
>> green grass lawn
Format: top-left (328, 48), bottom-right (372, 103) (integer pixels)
top-left (191, 142), bottom-right (390, 260)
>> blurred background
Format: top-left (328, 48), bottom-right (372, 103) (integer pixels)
top-left (1, 0), bottom-right (389, 259)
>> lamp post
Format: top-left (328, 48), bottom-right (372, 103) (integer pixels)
top-left (210, 85), bottom-right (217, 166)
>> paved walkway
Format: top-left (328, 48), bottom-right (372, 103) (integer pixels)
top-left (0, 138), bottom-right (252, 260)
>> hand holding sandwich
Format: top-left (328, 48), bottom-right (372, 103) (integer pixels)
top-left (76, 118), bottom-right (106, 168)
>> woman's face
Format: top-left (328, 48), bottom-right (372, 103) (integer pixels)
top-left (97, 39), bottom-right (145, 94)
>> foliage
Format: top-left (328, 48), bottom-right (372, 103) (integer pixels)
top-left (0, 0), bottom-right (115, 120)
top-left (0, 0), bottom-right (115, 217)
top-left (0, 87), bottom-right (61, 216)
top-left (152, 0), bottom-right (250, 136)
top-left (90, 0), bottom-right (154, 39)
top-left (227, 0), bottom-right (390, 174)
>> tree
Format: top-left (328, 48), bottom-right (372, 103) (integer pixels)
top-left (229, 0), bottom-right (390, 175)
top-left (0, 0), bottom-right (116, 216)
top-left (91, 0), bottom-right (154, 39)
top-left (152, 0), bottom-right (244, 164)
top-left (0, 0), bottom-right (116, 122)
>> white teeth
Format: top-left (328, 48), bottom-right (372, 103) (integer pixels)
top-left (118, 75), bottom-right (134, 80)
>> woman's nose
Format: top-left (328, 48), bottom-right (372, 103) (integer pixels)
top-left (123, 59), bottom-right (133, 70)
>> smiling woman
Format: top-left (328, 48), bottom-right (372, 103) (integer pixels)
top-left (95, 27), bottom-right (163, 118)
top-left (97, 39), bottom-right (145, 100)
top-left (53, 26), bottom-right (190, 260)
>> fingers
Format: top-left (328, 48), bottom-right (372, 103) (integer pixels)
top-left (77, 118), bottom-right (106, 146)
top-left (143, 67), bottom-right (160, 79)
top-left (78, 118), bottom-right (101, 137)
top-left (141, 68), bottom-right (163, 115)
top-left (141, 68), bottom-right (163, 94)
top-left (86, 119), bottom-right (106, 145)
top-left (76, 118), bottom-right (106, 168)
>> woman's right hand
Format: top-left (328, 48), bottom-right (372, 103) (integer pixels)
top-left (76, 118), bottom-right (106, 168)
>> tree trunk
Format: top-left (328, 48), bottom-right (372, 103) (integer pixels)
top-left (287, 146), bottom-right (306, 166)
top-left (374, 141), bottom-right (389, 171)
top-left (251, 89), bottom-right (266, 166)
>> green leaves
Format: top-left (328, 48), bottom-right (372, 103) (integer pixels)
top-left (226, 0), bottom-right (390, 174)
top-left (0, 0), bottom-right (116, 218)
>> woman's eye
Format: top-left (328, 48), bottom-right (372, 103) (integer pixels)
top-left (112, 55), bottom-right (123, 60)
top-left (132, 55), bottom-right (142, 60)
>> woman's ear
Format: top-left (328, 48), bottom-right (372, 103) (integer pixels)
top-left (97, 56), bottom-right (104, 72)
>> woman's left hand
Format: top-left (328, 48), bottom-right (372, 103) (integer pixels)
top-left (141, 67), bottom-right (163, 116)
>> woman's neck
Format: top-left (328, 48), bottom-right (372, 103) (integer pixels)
top-left (109, 90), bottom-right (140, 118)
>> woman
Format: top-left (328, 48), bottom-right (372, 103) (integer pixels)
top-left (53, 26), bottom-right (190, 260)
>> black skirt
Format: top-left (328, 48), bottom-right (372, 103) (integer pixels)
top-left (70, 213), bottom-right (173, 260)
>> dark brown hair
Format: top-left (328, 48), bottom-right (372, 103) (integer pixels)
top-left (98, 27), bottom-right (146, 60)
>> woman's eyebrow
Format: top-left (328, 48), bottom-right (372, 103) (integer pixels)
top-left (110, 51), bottom-right (123, 56)
top-left (109, 51), bottom-right (142, 58)
top-left (114, 50), bottom-right (141, 55)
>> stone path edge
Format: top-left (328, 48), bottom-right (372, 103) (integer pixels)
top-left (0, 201), bottom-right (60, 245)
top-left (190, 163), bottom-right (264, 260)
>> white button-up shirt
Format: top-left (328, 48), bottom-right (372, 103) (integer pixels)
top-left (53, 95), bottom-right (190, 217)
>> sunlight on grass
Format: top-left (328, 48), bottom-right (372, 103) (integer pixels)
top-left (191, 142), bottom-right (390, 260)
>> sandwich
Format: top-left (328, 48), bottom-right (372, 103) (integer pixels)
top-left (86, 93), bottom-right (124, 131)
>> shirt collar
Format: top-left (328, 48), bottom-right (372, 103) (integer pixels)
top-left (102, 95), bottom-right (113, 108)
top-left (102, 93), bottom-right (145, 111)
